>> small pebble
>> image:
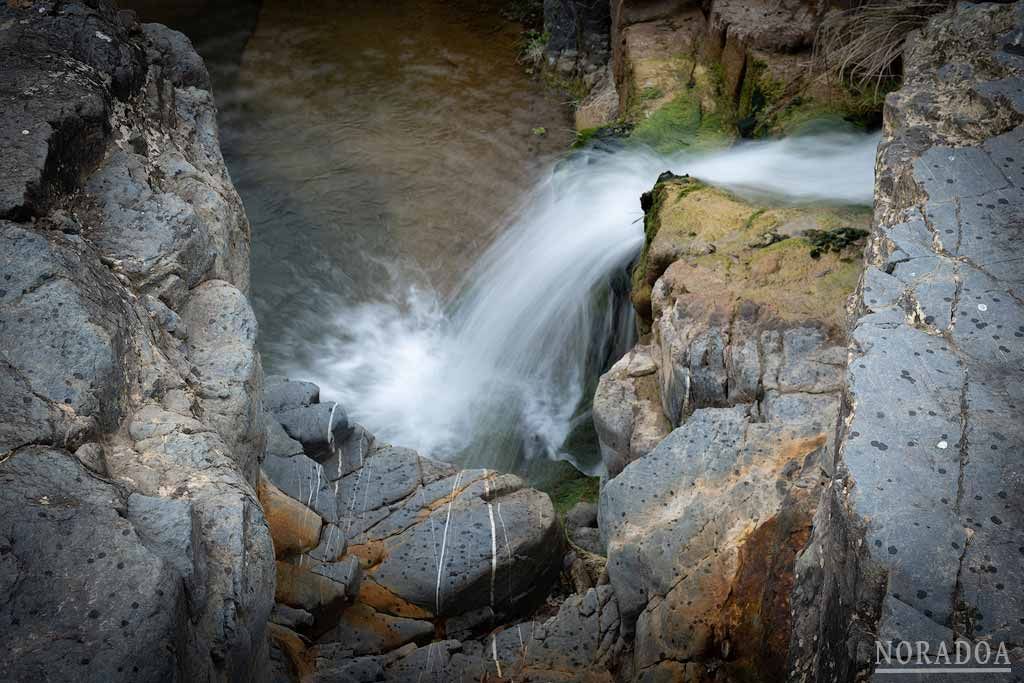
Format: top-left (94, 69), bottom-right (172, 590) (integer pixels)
top-left (21, 129), bottom-right (29, 135)
top-left (937, 440), bottom-right (948, 449)
top-left (978, 304), bottom-right (988, 312)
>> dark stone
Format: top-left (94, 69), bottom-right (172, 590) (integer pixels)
top-left (276, 402), bottom-right (351, 462)
top-left (0, 448), bottom-right (185, 681)
top-left (264, 375), bottom-right (320, 414)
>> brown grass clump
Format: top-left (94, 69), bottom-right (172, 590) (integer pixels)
top-left (814, 1), bottom-right (952, 92)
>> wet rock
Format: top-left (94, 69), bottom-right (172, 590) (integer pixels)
top-left (575, 66), bottom-right (619, 130)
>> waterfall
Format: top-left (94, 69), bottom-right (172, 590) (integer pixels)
top-left (299, 131), bottom-right (879, 477)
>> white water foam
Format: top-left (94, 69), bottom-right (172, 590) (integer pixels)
top-left (296, 132), bottom-right (879, 474)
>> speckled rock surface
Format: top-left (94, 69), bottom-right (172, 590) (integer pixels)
top-left (594, 86), bottom-right (865, 681)
top-left (789, 4), bottom-right (1024, 680)
top-left (0, 2), bottom-right (272, 679)
top-left (259, 405), bottom-right (569, 680)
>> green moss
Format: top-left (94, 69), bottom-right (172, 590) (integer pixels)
top-left (544, 473), bottom-right (600, 517)
top-left (631, 92), bottom-right (734, 154)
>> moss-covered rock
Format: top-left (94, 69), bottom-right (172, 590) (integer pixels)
top-left (631, 175), bottom-right (870, 331)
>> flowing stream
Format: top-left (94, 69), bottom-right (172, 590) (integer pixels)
top-left (303, 132), bottom-right (880, 476)
top-left (122, 0), bottom-right (878, 480)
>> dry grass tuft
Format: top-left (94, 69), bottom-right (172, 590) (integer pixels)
top-left (814, 1), bottom-right (952, 92)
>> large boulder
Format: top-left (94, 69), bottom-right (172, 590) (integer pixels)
top-left (335, 443), bottom-right (563, 622)
top-left (789, 4), bottom-right (1024, 680)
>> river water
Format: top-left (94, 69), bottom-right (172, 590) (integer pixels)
top-left (124, 0), bottom-right (878, 480)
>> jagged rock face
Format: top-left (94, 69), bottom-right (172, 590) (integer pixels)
top-left (257, 384), bottom-right (570, 681)
top-left (0, 2), bottom-right (272, 680)
top-left (595, 164), bottom-right (865, 678)
top-left (308, 585), bottom-right (621, 682)
top-left (789, 4), bottom-right (1024, 680)
top-left (592, 344), bottom-right (670, 477)
top-left (610, 0), bottom-right (864, 146)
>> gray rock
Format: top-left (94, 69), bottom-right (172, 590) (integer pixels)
top-left (277, 402), bottom-right (351, 462)
top-left (127, 494), bottom-right (204, 602)
top-left (263, 452), bottom-right (338, 522)
top-left (0, 1), bottom-right (145, 219)
top-left (570, 526), bottom-right (605, 556)
top-left (320, 603), bottom-right (434, 656)
top-left (593, 345), bottom-right (670, 477)
top-left (266, 413), bottom-right (305, 458)
top-left (180, 280), bottom-right (265, 485)
top-left (308, 522), bottom-right (347, 562)
top-left (311, 556), bottom-right (361, 592)
top-left (141, 23), bottom-right (210, 90)
top-left (0, 224), bottom-right (130, 434)
top-left (790, 4), bottom-right (1024, 680)
top-left (0, 5), bottom-right (274, 680)
top-left (74, 442), bottom-right (108, 476)
top-left (271, 604), bottom-right (314, 629)
top-left (341, 454), bottom-right (562, 620)
top-left (0, 448), bottom-right (185, 681)
top-left (265, 375), bottom-right (320, 414)
top-left (566, 501), bottom-right (598, 531)
top-left (85, 148), bottom-right (216, 290)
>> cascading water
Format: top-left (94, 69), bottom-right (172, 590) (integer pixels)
top-left (295, 132), bottom-right (879, 478)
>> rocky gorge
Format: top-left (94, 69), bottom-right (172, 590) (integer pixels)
top-left (1, 1), bottom-right (1022, 683)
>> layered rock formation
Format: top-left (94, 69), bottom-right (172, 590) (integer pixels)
top-left (0, 1), bottom-right (271, 679)
top-left (594, 173), bottom-right (870, 679)
top-left (559, 0), bottom-right (880, 144)
top-left (258, 377), bottom-right (616, 681)
top-left (790, 4), bottom-right (1024, 680)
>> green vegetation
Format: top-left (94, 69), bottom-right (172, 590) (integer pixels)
top-left (544, 472), bottom-right (600, 517)
top-left (518, 29), bottom-right (549, 65)
top-left (631, 92), bottom-right (734, 154)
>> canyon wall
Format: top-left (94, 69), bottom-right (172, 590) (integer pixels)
top-left (0, 2), bottom-right (271, 679)
top-left (590, 1), bottom-right (1024, 681)
top-left (789, 3), bottom-right (1024, 680)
